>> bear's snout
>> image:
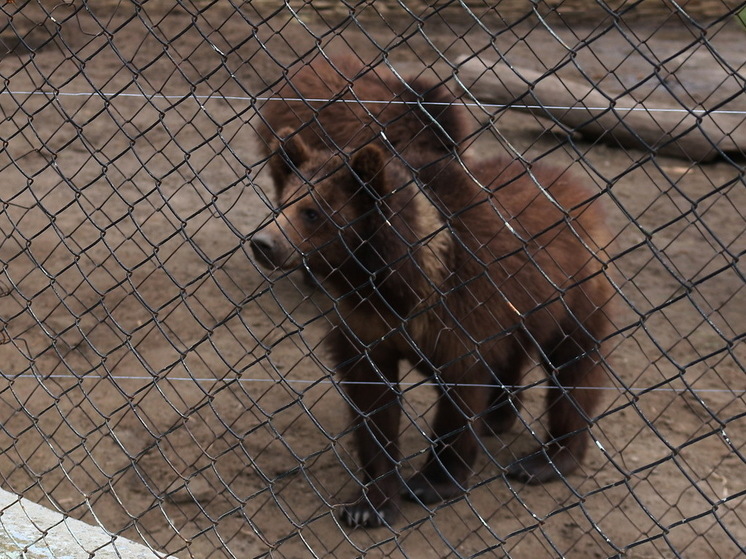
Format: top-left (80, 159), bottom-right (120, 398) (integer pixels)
top-left (250, 225), bottom-right (302, 271)
top-left (250, 231), bottom-right (278, 268)
top-left (249, 216), bottom-right (302, 270)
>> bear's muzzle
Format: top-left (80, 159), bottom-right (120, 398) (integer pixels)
top-left (249, 231), bottom-right (279, 269)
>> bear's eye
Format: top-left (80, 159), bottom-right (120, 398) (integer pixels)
top-left (302, 207), bottom-right (320, 223)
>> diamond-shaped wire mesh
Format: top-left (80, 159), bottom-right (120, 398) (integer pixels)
top-left (0, 1), bottom-right (744, 558)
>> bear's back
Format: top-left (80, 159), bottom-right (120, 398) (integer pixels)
top-left (257, 55), bottom-right (467, 165)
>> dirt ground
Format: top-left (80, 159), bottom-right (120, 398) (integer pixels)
top-left (0, 2), bottom-right (744, 558)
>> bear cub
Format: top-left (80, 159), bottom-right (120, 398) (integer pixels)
top-left (251, 128), bottom-right (615, 528)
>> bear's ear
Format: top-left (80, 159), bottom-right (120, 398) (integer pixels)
top-left (270, 127), bottom-right (309, 182)
top-left (350, 144), bottom-right (387, 198)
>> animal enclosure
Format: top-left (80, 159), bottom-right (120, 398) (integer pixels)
top-left (0, 1), bottom-right (744, 558)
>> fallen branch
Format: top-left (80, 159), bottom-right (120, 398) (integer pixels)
top-left (455, 57), bottom-right (746, 162)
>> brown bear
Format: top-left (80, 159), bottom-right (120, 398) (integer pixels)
top-left (256, 55), bottom-right (468, 198)
top-left (250, 130), bottom-right (615, 528)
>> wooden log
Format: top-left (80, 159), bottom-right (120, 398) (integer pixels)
top-left (455, 57), bottom-right (746, 162)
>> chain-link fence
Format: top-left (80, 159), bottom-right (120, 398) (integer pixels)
top-left (1, 1), bottom-right (744, 557)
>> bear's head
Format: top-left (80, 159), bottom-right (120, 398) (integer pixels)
top-left (251, 128), bottom-right (452, 306)
top-left (251, 128), bottom-right (391, 274)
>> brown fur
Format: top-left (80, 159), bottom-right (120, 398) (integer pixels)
top-left (251, 132), bottom-right (615, 528)
top-left (256, 55), bottom-right (467, 198)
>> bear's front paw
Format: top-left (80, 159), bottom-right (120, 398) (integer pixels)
top-left (339, 501), bottom-right (397, 528)
top-left (507, 445), bottom-right (579, 484)
top-left (404, 472), bottom-right (465, 505)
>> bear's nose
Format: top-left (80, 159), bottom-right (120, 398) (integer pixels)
top-left (250, 232), bottom-right (277, 268)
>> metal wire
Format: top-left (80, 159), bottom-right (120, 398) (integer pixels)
top-left (0, 1), bottom-right (744, 558)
